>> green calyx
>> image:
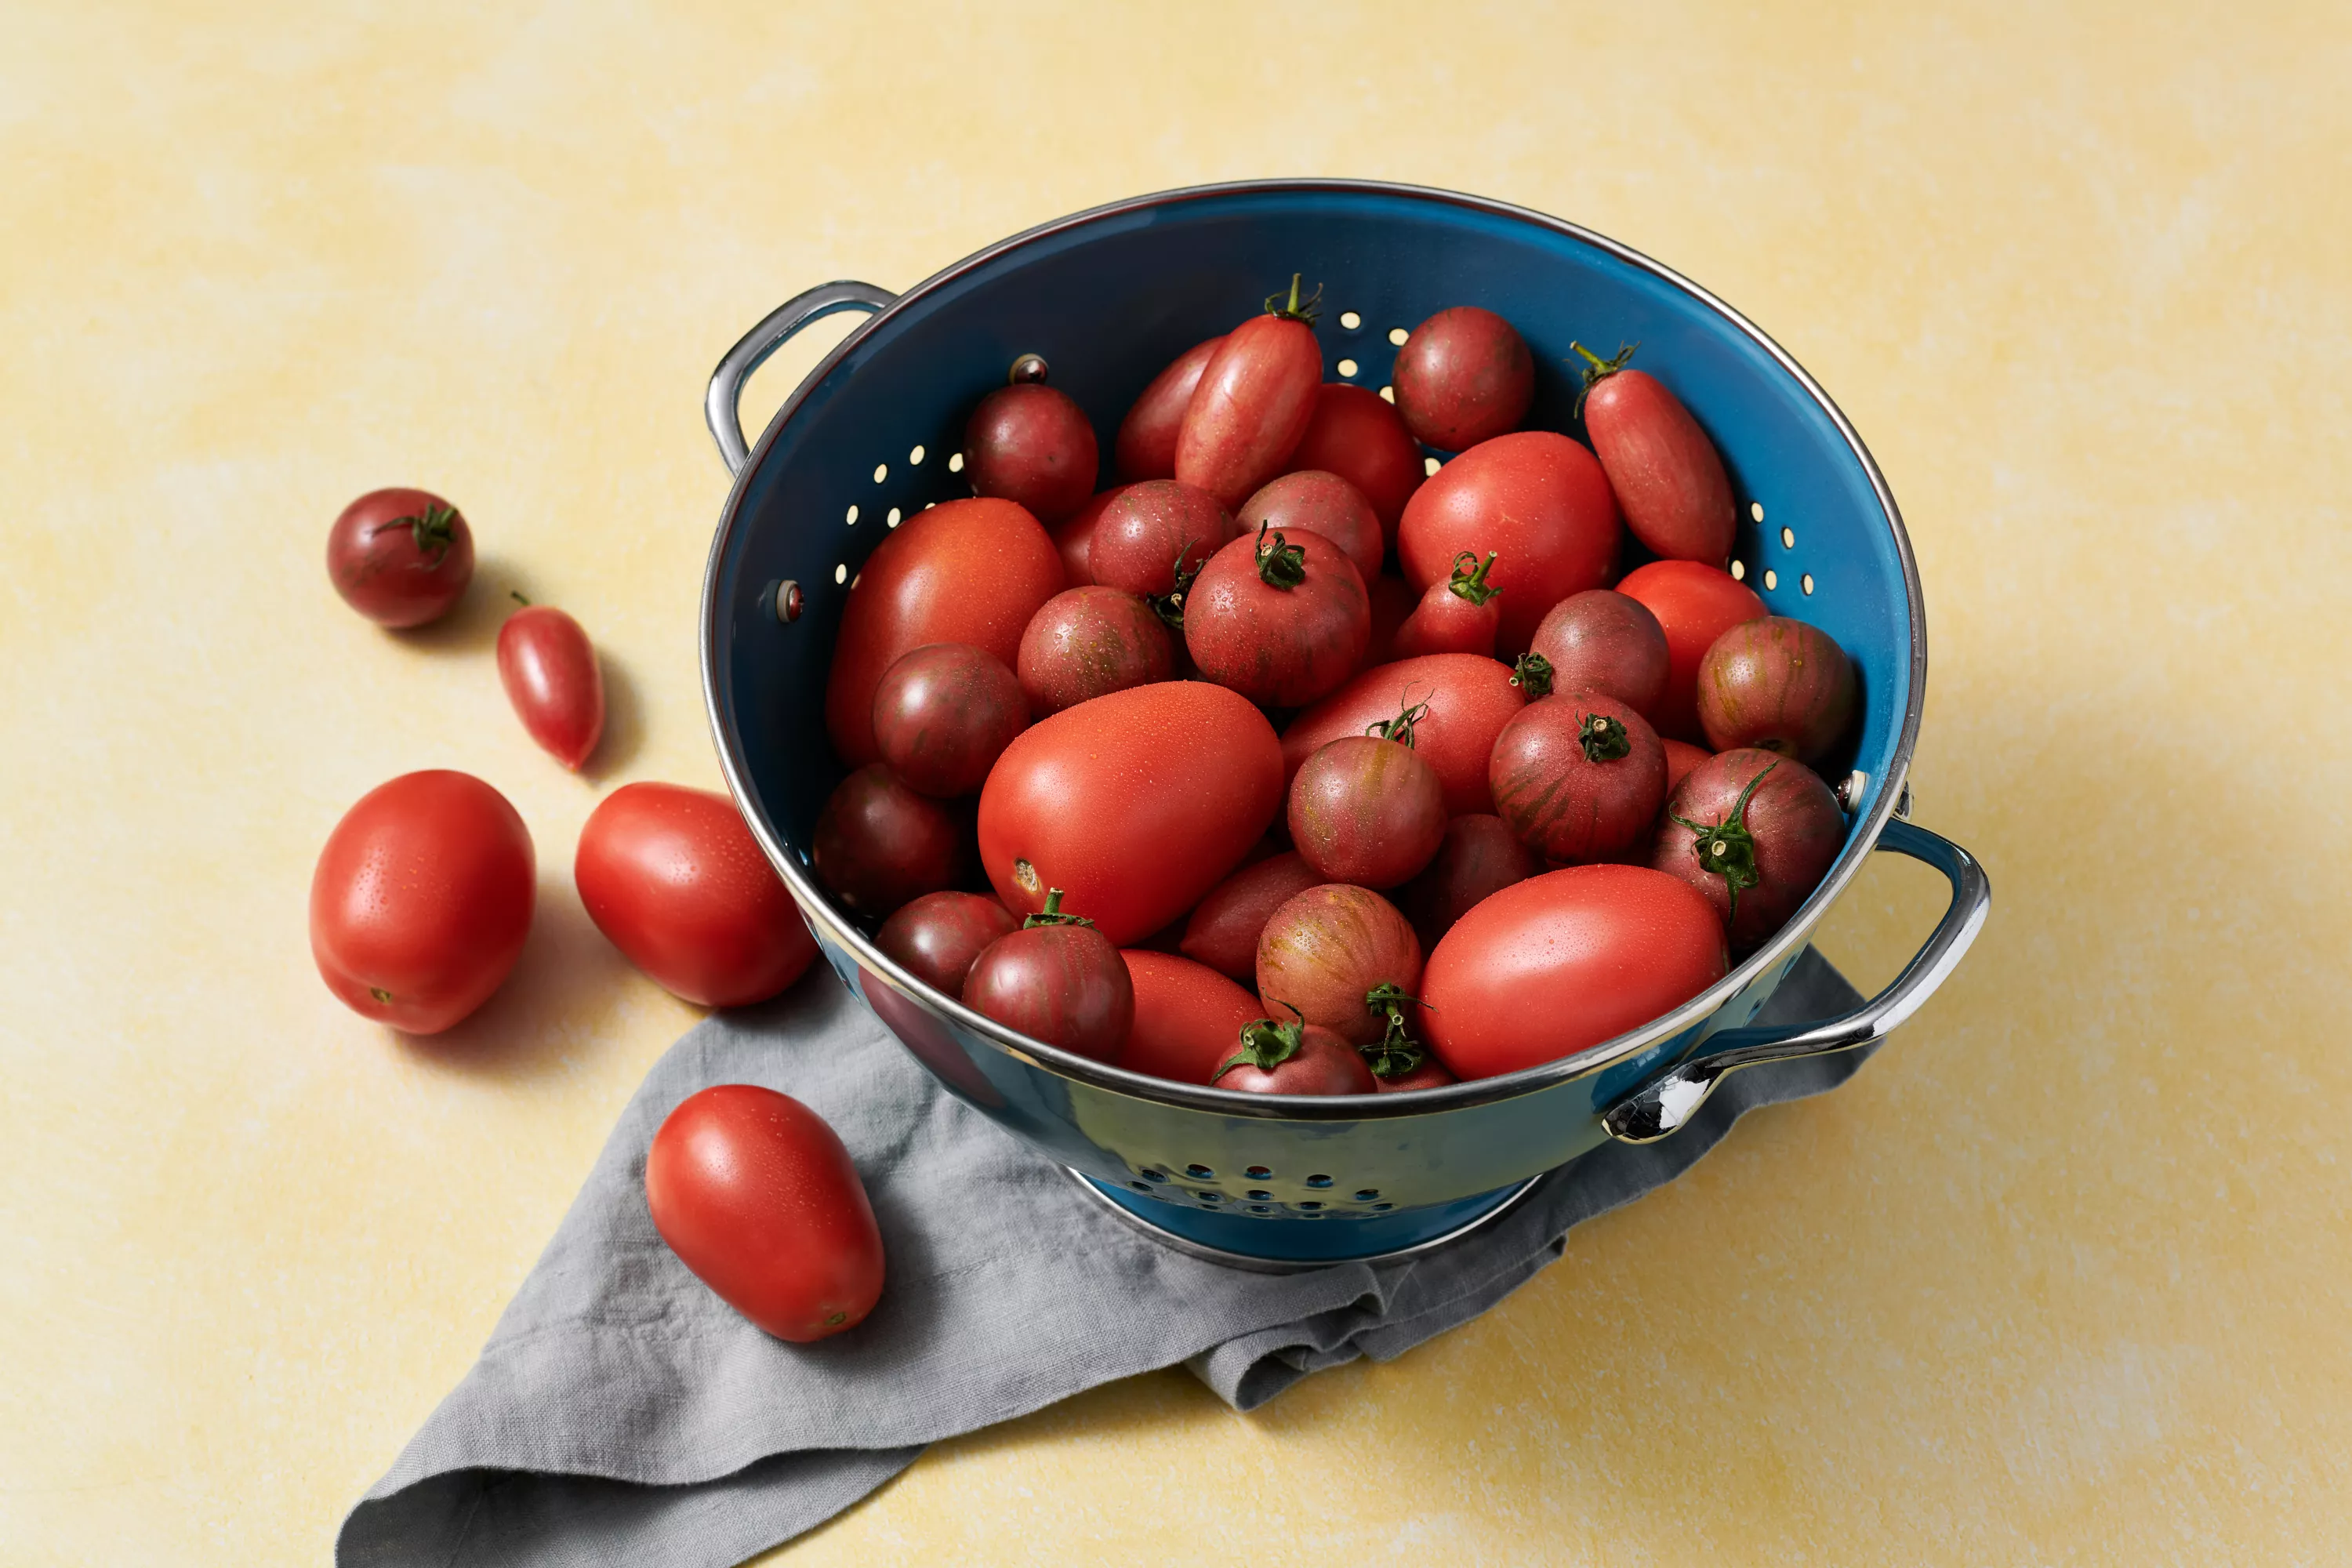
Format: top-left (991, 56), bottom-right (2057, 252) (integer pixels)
top-left (387, 503), bottom-right (460, 564)
top-left (1360, 982), bottom-right (1427, 1078)
top-left (1570, 340), bottom-right (1640, 418)
top-left (1022, 887), bottom-right (1095, 929)
top-left (1254, 522), bottom-right (1308, 590)
top-left (1510, 652), bottom-right (1555, 697)
top-left (1263, 273), bottom-right (1324, 326)
top-left (1365, 696), bottom-right (1432, 749)
top-left (1222, 1013), bottom-right (1305, 1076)
top-left (1577, 710), bottom-right (1632, 763)
top-left (368, 986), bottom-right (393, 1004)
top-left (1150, 539), bottom-right (1203, 629)
top-left (1670, 760), bottom-right (1778, 922)
top-left (1446, 550), bottom-right (1501, 606)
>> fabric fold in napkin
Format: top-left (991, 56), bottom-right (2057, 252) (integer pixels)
top-left (340, 947), bottom-right (1867, 1567)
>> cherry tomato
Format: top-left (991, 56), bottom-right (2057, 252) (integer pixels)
top-left (1360, 573), bottom-right (1417, 670)
top-left (1116, 336), bottom-right (1224, 481)
top-left (962, 383), bottom-right (1098, 525)
top-left (1087, 481), bottom-right (1235, 600)
top-left (1421, 865), bottom-right (1727, 1080)
top-left (1050, 485), bottom-right (1131, 587)
top-left (575, 782), bottom-right (818, 1007)
top-left (871, 642), bottom-right (1028, 797)
top-left (1490, 692), bottom-right (1668, 866)
top-left (1396, 431), bottom-right (1619, 653)
top-left (645, 1084), bottom-right (884, 1343)
top-left (1119, 950), bottom-right (1263, 1084)
top-left (1392, 550), bottom-right (1502, 659)
top-left (1014, 586), bottom-right (1174, 717)
top-left (1574, 343), bottom-right (1736, 564)
top-left (1525, 589), bottom-right (1670, 720)
top-left (1287, 383), bottom-right (1425, 538)
top-left (1653, 748), bottom-right (1844, 954)
top-left (811, 764), bottom-right (966, 917)
top-left (1255, 883), bottom-right (1422, 1047)
top-left (961, 894), bottom-right (1134, 1061)
top-left (1614, 560), bottom-right (1766, 743)
top-left (1287, 731), bottom-right (1446, 888)
top-left (978, 681), bottom-right (1283, 946)
top-left (1236, 470), bottom-right (1384, 585)
top-left (1397, 813), bottom-right (1542, 953)
top-left (309, 770), bottom-right (534, 1033)
top-left (823, 498), bottom-right (1063, 767)
top-left (1184, 526), bottom-right (1369, 706)
top-left (326, 488), bottom-right (475, 628)
top-left (1213, 1018), bottom-right (1377, 1096)
top-left (1392, 307), bottom-right (1534, 451)
top-left (494, 602), bottom-right (604, 769)
top-left (1178, 851), bottom-right (1326, 983)
top-left (1281, 653), bottom-right (1526, 817)
top-left (1661, 738), bottom-right (1712, 796)
top-left (1175, 278), bottom-right (1323, 508)
top-left (1696, 616), bottom-right (1856, 763)
top-left (875, 891), bottom-right (1019, 995)
top-left (1374, 1057), bottom-right (1457, 1092)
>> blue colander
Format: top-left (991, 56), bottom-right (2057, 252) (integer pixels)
top-left (698, 180), bottom-right (1989, 1270)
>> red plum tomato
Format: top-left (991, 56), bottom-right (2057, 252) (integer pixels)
top-left (1286, 383), bottom-right (1425, 537)
top-left (872, 643), bottom-right (1028, 797)
top-left (961, 898), bottom-right (1134, 1062)
top-left (1119, 951), bottom-right (1264, 1084)
top-left (1236, 470), bottom-right (1385, 585)
top-left (1614, 559), bottom-right (1766, 743)
top-left (875, 891), bottom-right (1018, 996)
top-left (1178, 851), bottom-right (1327, 983)
top-left (1661, 738), bottom-right (1712, 797)
top-left (962, 383), bottom-right (1098, 525)
top-left (1281, 653), bottom-right (1526, 817)
top-left (1696, 616), bottom-right (1857, 764)
top-left (1397, 813), bottom-right (1543, 953)
top-left (1049, 485), bottom-right (1131, 587)
top-left (1490, 692), bottom-right (1668, 865)
top-left (1287, 733), bottom-right (1446, 889)
top-left (1397, 431), bottom-right (1619, 653)
top-left (496, 603), bottom-right (604, 769)
top-left (1015, 586), bottom-right (1174, 717)
top-left (1116, 336), bottom-right (1223, 481)
top-left (1575, 346), bottom-right (1737, 565)
top-left (1392, 307), bottom-right (1535, 451)
top-left (1254, 884), bottom-right (1423, 1047)
top-left (811, 764), bottom-right (966, 918)
top-left (1183, 526), bottom-right (1369, 706)
top-left (1653, 747), bottom-right (1845, 954)
top-left (327, 488), bottom-right (475, 628)
top-left (1525, 590), bottom-right (1670, 720)
top-left (1087, 480), bottom-right (1234, 600)
top-left (1212, 1018), bottom-right (1377, 1096)
top-left (1175, 281), bottom-right (1323, 509)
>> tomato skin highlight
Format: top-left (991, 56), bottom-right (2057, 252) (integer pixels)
top-left (962, 920), bottom-right (1134, 1062)
top-left (1527, 590), bottom-right (1670, 721)
top-left (1214, 1024), bottom-right (1377, 1095)
top-left (871, 643), bottom-right (1029, 797)
top-left (1652, 748), bottom-right (1845, 954)
top-left (1421, 865), bottom-right (1728, 1080)
top-left (576, 782), bottom-right (818, 1008)
top-left (811, 764), bottom-right (967, 918)
top-left (327, 487), bottom-right (475, 628)
top-left (1183, 527), bottom-right (1370, 706)
top-left (1396, 813), bottom-right (1543, 953)
top-left (1255, 884), bottom-right (1423, 1047)
top-left (1178, 851), bottom-right (1327, 983)
top-left (962, 383), bottom-right (1099, 525)
top-left (1237, 470), bottom-right (1385, 585)
top-left (495, 604), bottom-right (604, 769)
top-left (1281, 653), bottom-right (1526, 817)
top-left (1116, 335), bottom-right (1223, 481)
top-left (977, 681), bottom-right (1283, 947)
top-left (1614, 560), bottom-right (1766, 743)
top-left (1581, 365), bottom-right (1737, 564)
top-left (1392, 307), bottom-right (1535, 452)
top-left (1087, 481), bottom-right (1235, 599)
top-left (823, 497), bottom-right (1064, 767)
top-left (1287, 383), bottom-right (1425, 539)
top-left (310, 770), bottom-right (535, 1034)
top-left (1490, 692), bottom-right (1668, 866)
top-left (1175, 311), bottom-right (1323, 509)
top-left (1696, 617), bottom-right (1857, 764)
top-left (1119, 951), bottom-right (1264, 1084)
top-left (1287, 735), bottom-right (1446, 889)
top-left (876, 891), bottom-right (1019, 996)
top-left (1015, 587), bottom-right (1174, 717)
top-left (1396, 431), bottom-right (1621, 654)
top-left (645, 1085), bottom-right (884, 1343)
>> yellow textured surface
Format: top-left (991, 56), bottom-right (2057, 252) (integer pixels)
top-left (5, 2), bottom-right (2349, 1562)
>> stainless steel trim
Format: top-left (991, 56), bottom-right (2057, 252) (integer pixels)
top-left (705, 281), bottom-right (897, 476)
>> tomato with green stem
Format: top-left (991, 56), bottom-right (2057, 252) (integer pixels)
top-left (326, 488), bottom-right (475, 627)
top-left (1282, 652), bottom-right (1526, 817)
top-left (1526, 589), bottom-right (1671, 721)
top-left (1651, 748), bottom-right (1844, 954)
top-left (1287, 700), bottom-right (1447, 888)
top-left (1574, 341), bottom-right (1737, 566)
top-left (496, 597), bottom-right (604, 769)
top-left (1176, 276), bottom-right (1325, 509)
top-left (1236, 470), bottom-right (1385, 585)
top-left (1490, 692), bottom-right (1668, 865)
top-left (1212, 1014), bottom-right (1377, 1096)
top-left (1396, 430), bottom-right (1619, 654)
top-left (1392, 550), bottom-right (1502, 659)
top-left (1254, 883), bottom-right (1423, 1047)
top-left (1183, 523), bottom-right (1369, 706)
top-left (961, 890), bottom-right (1134, 1061)
top-left (1119, 951), bottom-right (1264, 1084)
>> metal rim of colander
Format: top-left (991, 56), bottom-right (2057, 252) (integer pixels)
top-left (699, 176), bottom-right (1927, 1123)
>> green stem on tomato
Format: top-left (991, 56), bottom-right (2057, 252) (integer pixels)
top-left (1511, 652), bottom-right (1554, 697)
top-left (1253, 523), bottom-right (1308, 590)
top-left (1262, 274), bottom-right (1324, 326)
top-left (1577, 710), bottom-right (1632, 763)
top-left (1569, 340), bottom-right (1640, 417)
top-left (1364, 695), bottom-right (1432, 749)
top-left (1670, 760), bottom-right (1779, 924)
top-left (1221, 1008), bottom-right (1306, 1076)
top-left (1446, 550), bottom-right (1501, 606)
top-left (1022, 887), bottom-right (1096, 929)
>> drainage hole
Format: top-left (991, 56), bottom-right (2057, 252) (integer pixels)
top-left (1185, 1163), bottom-right (1214, 1180)
top-left (1353, 1189), bottom-right (1381, 1202)
top-left (1305, 1174), bottom-right (1334, 1189)
top-left (1244, 1165), bottom-right (1272, 1179)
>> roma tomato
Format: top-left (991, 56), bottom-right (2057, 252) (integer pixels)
top-left (823, 498), bottom-right (1063, 767)
top-left (1213, 1018), bottom-right (1377, 1096)
top-left (1574, 343), bottom-right (1736, 564)
top-left (1396, 431), bottom-right (1619, 654)
top-left (1286, 383), bottom-right (1425, 537)
top-left (1087, 481), bottom-right (1235, 600)
top-left (1396, 813), bottom-right (1542, 953)
top-left (978, 681), bottom-right (1283, 946)
top-left (1015, 586), bottom-right (1174, 717)
top-left (576, 782), bottom-right (817, 1007)
top-left (961, 893), bottom-right (1134, 1061)
top-left (326, 488), bottom-right (474, 628)
top-left (1391, 550), bottom-right (1501, 659)
top-left (1392, 307), bottom-right (1535, 451)
top-left (645, 1084), bottom-right (884, 1343)
top-left (1178, 850), bottom-right (1326, 982)
top-left (1116, 335), bottom-right (1223, 481)
top-left (1287, 729), bottom-right (1446, 888)
top-left (1653, 748), bottom-right (1845, 954)
top-left (962, 383), bottom-right (1098, 525)
top-left (1255, 883), bottom-right (1422, 1047)
top-left (1183, 525), bottom-right (1369, 706)
top-left (875, 891), bottom-right (1018, 995)
top-left (310, 771), bottom-right (534, 1033)
top-left (496, 602), bottom-right (604, 769)
top-left (1281, 653), bottom-right (1526, 817)
top-left (811, 764), bottom-right (966, 918)
top-left (1119, 950), bottom-right (1263, 1084)
top-left (1490, 692), bottom-right (1668, 865)
top-left (1696, 616), bottom-right (1856, 763)
top-left (1421, 865), bottom-right (1727, 1080)
top-left (871, 643), bottom-right (1028, 797)
top-left (1526, 590), bottom-right (1670, 720)
top-left (1175, 278), bottom-right (1323, 509)
top-left (1236, 470), bottom-right (1384, 585)
top-left (1615, 560), bottom-right (1766, 743)
top-left (1050, 485), bottom-right (1131, 587)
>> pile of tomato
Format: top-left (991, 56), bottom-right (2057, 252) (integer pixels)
top-left (814, 281), bottom-right (1858, 1095)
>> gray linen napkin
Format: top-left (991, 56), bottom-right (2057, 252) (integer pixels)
top-left (339, 946), bottom-right (1866, 1566)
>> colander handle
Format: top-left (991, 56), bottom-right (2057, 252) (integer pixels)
top-left (706, 281), bottom-right (898, 475)
top-left (1601, 818), bottom-right (1991, 1144)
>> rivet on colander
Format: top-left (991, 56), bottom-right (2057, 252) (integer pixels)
top-left (1008, 353), bottom-right (1050, 384)
top-left (771, 579), bottom-right (804, 625)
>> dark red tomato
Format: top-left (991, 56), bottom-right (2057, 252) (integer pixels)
top-left (1214, 1018), bottom-right (1377, 1095)
top-left (645, 1084), bottom-right (884, 1343)
top-left (1014, 586), bottom-right (1173, 717)
top-left (1184, 527), bottom-right (1369, 706)
top-left (1615, 561), bottom-right (1766, 743)
top-left (978, 681), bottom-right (1283, 946)
top-left (1178, 851), bottom-right (1326, 982)
top-left (1396, 432), bottom-right (1620, 653)
top-left (875, 890), bottom-right (1018, 995)
top-left (1392, 307), bottom-right (1534, 451)
top-left (1255, 883), bottom-right (1422, 1047)
top-left (1119, 950), bottom-right (1262, 1084)
top-left (1421, 865), bottom-right (1727, 1079)
top-left (495, 603), bottom-right (604, 769)
top-left (1050, 485), bottom-right (1131, 587)
top-left (1397, 813), bottom-right (1542, 952)
top-left (811, 764), bottom-right (966, 918)
top-left (1375, 1057), bottom-right (1457, 1091)
top-left (1281, 653), bottom-right (1525, 817)
top-left (310, 770), bottom-right (534, 1034)
top-left (1661, 738), bottom-right (1712, 796)
top-left (1576, 345), bottom-right (1736, 564)
top-left (1287, 383), bottom-right (1425, 538)
top-left (1175, 280), bottom-right (1323, 509)
top-left (1653, 748), bottom-right (1844, 954)
top-left (326, 488), bottom-right (475, 628)
top-left (1360, 573), bottom-right (1417, 671)
top-left (823, 498), bottom-right (1063, 767)
top-left (1287, 734), bottom-right (1446, 888)
top-left (962, 383), bottom-right (1099, 525)
top-left (1490, 692), bottom-right (1668, 865)
top-left (1116, 335), bottom-right (1224, 481)
top-left (871, 643), bottom-right (1028, 797)
top-left (961, 900), bottom-right (1134, 1061)
top-left (1696, 616), bottom-right (1857, 763)
top-left (576, 782), bottom-right (818, 1007)
top-left (1392, 550), bottom-right (1502, 659)
top-left (1087, 480), bottom-right (1235, 599)
top-left (1526, 590), bottom-right (1670, 720)
top-left (1237, 470), bottom-right (1384, 584)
